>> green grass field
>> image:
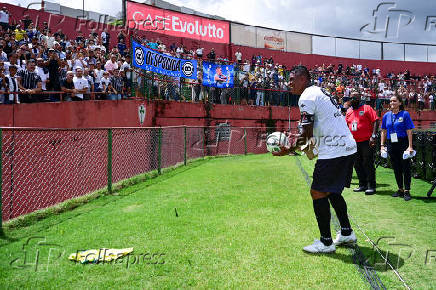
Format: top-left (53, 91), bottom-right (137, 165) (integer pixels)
top-left (0, 154), bottom-right (435, 289)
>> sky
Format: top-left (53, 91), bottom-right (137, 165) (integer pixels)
top-left (5, 0), bottom-right (436, 60)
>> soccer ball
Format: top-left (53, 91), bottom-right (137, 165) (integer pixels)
top-left (266, 132), bottom-right (289, 153)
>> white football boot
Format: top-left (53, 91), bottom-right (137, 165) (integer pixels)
top-left (333, 231), bottom-right (357, 246)
top-left (303, 239), bottom-right (336, 253)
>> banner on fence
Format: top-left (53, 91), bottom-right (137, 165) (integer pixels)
top-left (132, 40), bottom-right (197, 79)
top-left (126, 1), bottom-right (230, 44)
top-left (202, 61), bottom-right (234, 88)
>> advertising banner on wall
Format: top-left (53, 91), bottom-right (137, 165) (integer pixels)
top-left (132, 40), bottom-right (197, 79)
top-left (256, 28), bottom-right (286, 51)
top-left (126, 1), bottom-right (230, 44)
top-left (264, 36), bottom-right (285, 50)
top-left (202, 61), bottom-right (234, 88)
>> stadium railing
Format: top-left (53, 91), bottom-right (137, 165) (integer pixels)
top-left (130, 68), bottom-right (298, 106)
top-left (0, 126), bottom-right (277, 228)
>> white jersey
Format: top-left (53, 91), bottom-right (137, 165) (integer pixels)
top-left (298, 85), bottom-right (357, 160)
top-left (73, 76), bottom-right (89, 99)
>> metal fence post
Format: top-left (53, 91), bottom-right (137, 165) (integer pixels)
top-left (184, 126), bottom-right (187, 166)
top-left (202, 127), bottom-right (206, 158)
top-left (130, 70), bottom-right (135, 98)
top-left (179, 79), bottom-right (182, 101)
top-left (158, 128), bottom-right (162, 174)
top-left (0, 128), bottom-right (3, 236)
top-left (244, 128), bottom-right (247, 155)
top-left (148, 74), bottom-right (151, 101)
top-left (107, 129), bottom-right (113, 194)
top-left (130, 36), bottom-right (134, 99)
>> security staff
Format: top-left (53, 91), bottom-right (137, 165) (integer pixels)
top-left (380, 95), bottom-right (415, 201)
top-left (346, 91), bottom-right (379, 195)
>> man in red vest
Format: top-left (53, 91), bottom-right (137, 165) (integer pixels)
top-left (346, 91), bottom-right (379, 195)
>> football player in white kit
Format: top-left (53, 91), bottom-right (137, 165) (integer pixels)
top-left (274, 66), bottom-right (358, 253)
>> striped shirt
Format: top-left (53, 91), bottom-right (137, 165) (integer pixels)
top-left (17, 69), bottom-right (42, 89)
top-left (4, 75), bottom-right (20, 102)
top-left (111, 76), bottom-right (124, 94)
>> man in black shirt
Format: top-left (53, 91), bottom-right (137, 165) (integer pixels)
top-left (207, 48), bottom-right (216, 60)
top-left (46, 48), bottom-right (62, 101)
top-left (61, 71), bottom-right (76, 101)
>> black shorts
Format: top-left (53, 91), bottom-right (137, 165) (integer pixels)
top-left (311, 154), bottom-right (356, 193)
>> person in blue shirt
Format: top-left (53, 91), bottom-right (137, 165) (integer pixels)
top-left (117, 38), bottom-right (127, 57)
top-left (380, 95), bottom-right (415, 201)
top-left (147, 40), bottom-right (159, 51)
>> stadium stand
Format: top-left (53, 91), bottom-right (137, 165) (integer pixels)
top-left (0, 3), bottom-right (435, 114)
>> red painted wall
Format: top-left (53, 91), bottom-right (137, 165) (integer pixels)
top-left (0, 100), bottom-right (299, 130)
top-left (0, 100), bottom-right (434, 129)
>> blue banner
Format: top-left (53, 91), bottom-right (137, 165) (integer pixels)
top-left (202, 61), bottom-right (234, 88)
top-left (132, 40), bottom-right (197, 79)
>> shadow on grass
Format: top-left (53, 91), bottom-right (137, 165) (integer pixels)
top-left (373, 190), bottom-right (436, 203)
top-left (307, 245), bottom-right (408, 272)
top-left (0, 234), bottom-right (18, 243)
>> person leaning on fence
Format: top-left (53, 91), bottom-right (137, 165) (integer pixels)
top-left (3, 64), bottom-right (20, 104)
top-left (429, 93), bottom-right (434, 110)
top-left (72, 67), bottom-right (89, 101)
top-left (46, 48), bottom-right (62, 101)
top-left (109, 68), bottom-right (124, 100)
top-left (99, 71), bottom-right (111, 100)
top-left (17, 59), bottom-right (42, 103)
top-left (61, 71), bottom-right (76, 101)
top-left (380, 95), bottom-right (415, 201)
top-left (0, 65), bottom-right (5, 103)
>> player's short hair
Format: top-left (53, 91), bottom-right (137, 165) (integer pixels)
top-left (292, 65), bottom-right (310, 80)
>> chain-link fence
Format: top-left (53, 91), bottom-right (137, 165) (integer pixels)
top-left (0, 126), bottom-right (279, 223)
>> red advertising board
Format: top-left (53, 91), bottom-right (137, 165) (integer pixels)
top-left (126, 1), bottom-right (229, 44)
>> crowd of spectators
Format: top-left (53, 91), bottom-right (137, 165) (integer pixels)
top-left (0, 7), bottom-right (132, 103)
top-left (0, 6), bottom-right (435, 113)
